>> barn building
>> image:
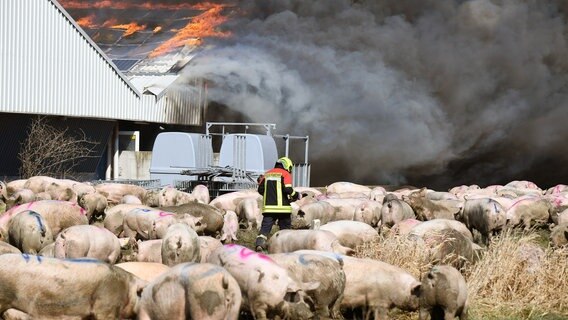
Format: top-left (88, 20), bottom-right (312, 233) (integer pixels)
top-left (0, 0), bottom-right (206, 181)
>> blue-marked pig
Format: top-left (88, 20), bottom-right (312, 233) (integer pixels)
top-left (459, 198), bottom-right (506, 244)
top-left (420, 265), bottom-right (468, 320)
top-left (161, 223), bottom-right (201, 267)
top-left (0, 254), bottom-right (145, 319)
top-left (137, 263), bottom-right (242, 320)
top-left (207, 244), bottom-right (316, 320)
top-left (54, 225), bottom-right (121, 264)
top-left (270, 252), bottom-right (346, 319)
top-left (8, 210), bottom-right (53, 254)
top-left (268, 229), bottom-right (354, 255)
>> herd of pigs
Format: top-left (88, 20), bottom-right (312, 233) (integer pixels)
top-left (0, 176), bottom-right (565, 319)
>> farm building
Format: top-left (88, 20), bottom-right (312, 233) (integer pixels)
top-left (0, 0), bottom-right (207, 182)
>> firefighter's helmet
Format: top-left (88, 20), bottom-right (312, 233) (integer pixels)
top-left (277, 156), bottom-right (293, 172)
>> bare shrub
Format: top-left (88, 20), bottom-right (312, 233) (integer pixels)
top-left (356, 230), bottom-right (568, 318)
top-left (18, 117), bottom-right (98, 179)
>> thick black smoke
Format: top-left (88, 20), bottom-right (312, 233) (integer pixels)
top-left (183, 0), bottom-right (568, 189)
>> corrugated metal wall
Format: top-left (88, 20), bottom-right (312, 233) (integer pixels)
top-left (0, 0), bottom-right (202, 126)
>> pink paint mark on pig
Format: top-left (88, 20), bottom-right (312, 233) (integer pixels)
top-left (158, 211), bottom-right (174, 217)
top-left (238, 247), bottom-right (273, 262)
top-left (26, 202), bottom-right (35, 209)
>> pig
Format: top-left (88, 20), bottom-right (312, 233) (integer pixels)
top-left (326, 181), bottom-right (371, 195)
top-left (382, 197), bottom-right (416, 228)
top-left (411, 228), bottom-right (476, 269)
top-left (220, 210), bottom-right (239, 243)
top-left (5, 179), bottom-right (27, 196)
top-left (136, 239), bottom-right (163, 263)
top-left (142, 190), bottom-right (161, 207)
top-left (320, 198), bottom-right (360, 221)
top-left (161, 223), bottom-right (201, 267)
top-left (95, 183), bottom-right (148, 205)
top-left (270, 252), bottom-right (346, 319)
top-left (459, 198), bottom-right (506, 245)
top-left (191, 184), bottom-right (210, 204)
top-left (159, 202), bottom-right (223, 236)
top-left (137, 263), bottom-right (242, 320)
top-left (199, 236), bottom-right (223, 263)
top-left (103, 204), bottom-right (151, 236)
top-left (78, 192), bottom-right (108, 221)
top-left (3, 189), bottom-right (35, 210)
top-left (505, 197), bottom-right (552, 230)
top-left (122, 208), bottom-right (188, 240)
top-left (545, 184), bottom-right (568, 195)
top-left (268, 229), bottom-right (354, 255)
top-left (236, 197), bottom-right (262, 230)
top-left (38, 242), bottom-right (54, 257)
top-left (339, 255), bottom-right (421, 319)
top-left (209, 190), bottom-right (259, 211)
top-left (67, 181), bottom-right (96, 198)
top-left (353, 199), bottom-right (382, 226)
top-left (0, 242), bottom-right (21, 255)
top-left (391, 218), bottom-right (423, 236)
top-left (207, 244), bottom-right (316, 320)
top-left (55, 225), bottom-right (121, 264)
top-left (121, 194), bottom-right (143, 205)
top-left (158, 186), bottom-right (196, 206)
top-left (403, 188), bottom-right (460, 221)
top-left (8, 210), bottom-right (53, 254)
top-left (420, 265), bottom-right (468, 320)
top-left (115, 261), bottom-right (170, 282)
top-left (504, 180), bottom-right (541, 191)
top-left (409, 219), bottom-right (474, 242)
top-left (0, 253), bottom-right (145, 319)
top-left (22, 176), bottom-right (59, 193)
top-left (0, 200), bottom-right (88, 238)
top-left (550, 223), bottom-right (568, 248)
top-left (319, 220), bottom-right (379, 249)
top-left (293, 200), bottom-right (335, 229)
top-left (370, 186), bottom-right (387, 202)
top-left (559, 209), bottom-right (568, 225)
top-left (44, 182), bottom-right (78, 202)
top-left (34, 192), bottom-right (51, 201)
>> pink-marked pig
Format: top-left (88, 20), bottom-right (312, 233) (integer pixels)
top-left (161, 223), bottom-right (201, 267)
top-left (545, 184), bottom-right (568, 195)
top-left (136, 239), bottom-right (163, 263)
top-left (293, 200), bottom-right (335, 229)
top-left (0, 253), bottom-right (145, 319)
top-left (122, 208), bottom-right (183, 240)
top-left (236, 197), bottom-right (262, 230)
top-left (382, 197), bottom-right (416, 228)
top-left (270, 252), bottom-right (346, 319)
top-left (391, 219), bottom-right (423, 236)
top-left (420, 265), bottom-right (468, 320)
top-left (55, 225), bottom-right (121, 264)
top-left (337, 254), bottom-right (421, 319)
top-left (103, 204), bottom-right (151, 236)
top-left (207, 244), bottom-right (316, 320)
top-left (78, 192), bottom-right (108, 221)
top-left (208, 190), bottom-right (259, 211)
top-left (505, 197), bottom-right (552, 230)
top-left (220, 210), bottom-right (239, 243)
top-left (191, 184), bottom-right (210, 204)
top-left (319, 220), bottom-right (379, 249)
top-left (268, 229), bottom-right (354, 255)
top-left (8, 210), bottom-right (53, 254)
top-left (160, 202), bottom-right (223, 236)
top-left (137, 262), bottom-right (242, 320)
top-left (95, 183), bottom-right (148, 205)
top-left (1, 200), bottom-right (88, 238)
top-left (115, 261), bottom-right (170, 283)
top-left (459, 198), bottom-right (506, 244)
top-left (199, 236), bottom-right (223, 263)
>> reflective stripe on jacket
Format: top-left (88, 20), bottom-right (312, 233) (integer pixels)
top-left (258, 167), bottom-right (296, 214)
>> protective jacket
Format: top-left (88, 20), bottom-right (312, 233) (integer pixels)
top-left (258, 167), bottom-right (298, 214)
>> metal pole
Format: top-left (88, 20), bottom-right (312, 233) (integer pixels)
top-left (113, 124), bottom-right (119, 180)
top-left (304, 136), bottom-right (309, 164)
top-left (284, 134), bottom-right (290, 157)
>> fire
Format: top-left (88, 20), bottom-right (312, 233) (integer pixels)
top-left (59, 0), bottom-right (212, 11)
top-left (149, 3), bottom-right (231, 57)
top-left (110, 22), bottom-right (146, 37)
top-left (76, 14), bottom-right (97, 28)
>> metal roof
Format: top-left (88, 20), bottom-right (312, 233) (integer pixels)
top-left (0, 0), bottom-right (203, 126)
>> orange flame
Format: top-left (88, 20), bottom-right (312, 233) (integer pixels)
top-left (76, 14), bottom-right (97, 28)
top-left (59, 0), bottom-right (212, 10)
top-left (110, 22), bottom-right (146, 37)
top-left (149, 3), bottom-right (231, 57)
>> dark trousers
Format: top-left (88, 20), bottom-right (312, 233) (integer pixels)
top-left (259, 212), bottom-right (291, 236)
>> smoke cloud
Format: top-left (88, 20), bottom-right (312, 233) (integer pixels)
top-left (179, 0), bottom-right (568, 189)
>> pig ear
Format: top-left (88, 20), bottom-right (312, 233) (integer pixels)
top-left (300, 281), bottom-right (320, 293)
top-left (411, 284), bottom-right (421, 297)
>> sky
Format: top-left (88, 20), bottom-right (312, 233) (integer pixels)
top-left (61, 0), bottom-right (568, 189)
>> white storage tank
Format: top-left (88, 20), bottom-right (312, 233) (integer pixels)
top-left (149, 132), bottom-right (213, 186)
top-left (219, 134), bottom-right (278, 175)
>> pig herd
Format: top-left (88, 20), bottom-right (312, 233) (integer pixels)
top-left (0, 176), bottom-right (565, 319)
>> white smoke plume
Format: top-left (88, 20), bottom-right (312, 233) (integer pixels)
top-left (183, 0), bottom-right (568, 189)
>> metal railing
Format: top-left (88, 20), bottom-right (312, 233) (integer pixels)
top-left (292, 163), bottom-right (310, 187)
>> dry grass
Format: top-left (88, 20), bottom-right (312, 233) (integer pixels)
top-left (356, 230), bottom-right (568, 319)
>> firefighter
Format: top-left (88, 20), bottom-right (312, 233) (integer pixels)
top-left (254, 156), bottom-right (301, 252)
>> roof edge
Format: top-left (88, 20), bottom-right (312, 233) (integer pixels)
top-left (50, 0), bottom-right (142, 98)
